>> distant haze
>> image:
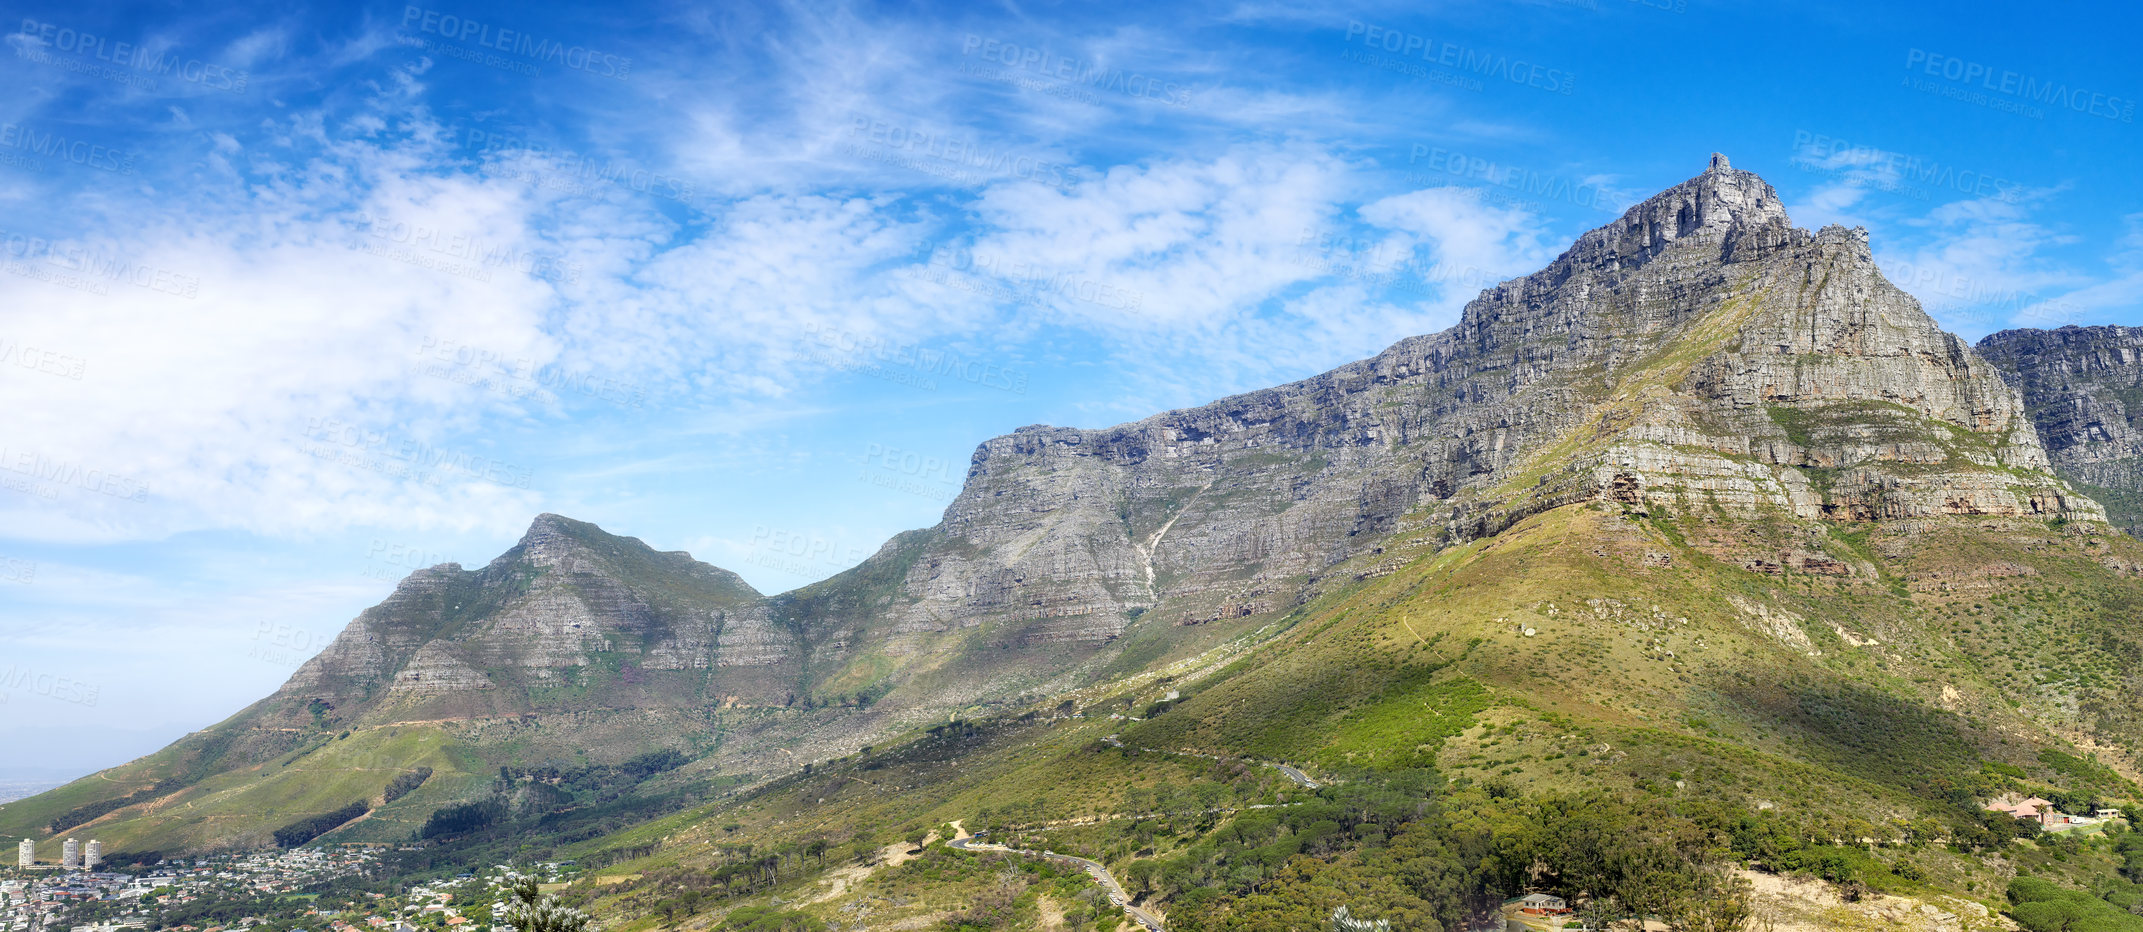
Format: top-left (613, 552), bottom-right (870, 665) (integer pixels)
top-left (0, 722), bottom-right (202, 787)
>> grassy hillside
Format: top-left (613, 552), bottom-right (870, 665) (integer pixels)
top-left (535, 501), bottom-right (2143, 931)
top-left (0, 720), bottom-right (476, 856)
top-left (0, 708), bottom-right (763, 859)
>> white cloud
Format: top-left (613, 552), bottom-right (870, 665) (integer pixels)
top-left (1357, 184), bottom-right (1554, 284)
top-left (1783, 162), bottom-right (2092, 338)
top-left (0, 98), bottom-right (581, 541)
top-left (1875, 192), bottom-right (2087, 336)
top-left (1019, 165), bottom-right (1561, 421)
top-left (2003, 212), bottom-right (2143, 329)
top-left (958, 144), bottom-right (1355, 331)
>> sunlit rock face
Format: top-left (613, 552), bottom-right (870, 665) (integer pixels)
top-left (273, 156), bottom-right (2107, 770)
top-left (1980, 324), bottom-right (2143, 536)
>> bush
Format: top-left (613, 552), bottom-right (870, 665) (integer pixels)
top-left (48, 778), bottom-right (184, 833)
top-left (384, 767), bottom-right (433, 804)
top-left (2006, 876), bottom-right (2143, 932)
top-left (273, 801), bottom-right (369, 847)
top-left (420, 799), bottom-right (505, 839)
top-left (620, 749), bottom-right (690, 779)
top-left (716, 906), bottom-right (825, 931)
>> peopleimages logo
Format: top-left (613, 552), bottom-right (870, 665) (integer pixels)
top-left (958, 34), bottom-right (1191, 107)
top-left (1788, 131), bottom-right (2025, 203)
top-left (0, 447), bottom-right (149, 502)
top-left (1405, 145), bottom-right (1621, 212)
top-left (0, 122), bottom-right (135, 174)
top-left (1903, 49), bottom-right (2134, 124)
top-left (400, 7), bottom-right (632, 80)
top-left (1342, 21), bottom-right (1575, 95)
top-left (15, 18), bottom-right (250, 92)
top-left (0, 666), bottom-right (98, 707)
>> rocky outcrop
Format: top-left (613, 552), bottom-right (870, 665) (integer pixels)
top-left (1979, 325), bottom-right (2143, 535)
top-left (386, 642), bottom-right (496, 694)
top-left (280, 513), bottom-right (794, 725)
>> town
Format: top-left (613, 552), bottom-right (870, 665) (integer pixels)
top-left (3, 842), bottom-right (575, 932)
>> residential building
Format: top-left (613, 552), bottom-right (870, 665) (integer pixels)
top-left (61, 840), bottom-right (80, 871)
top-left (84, 841), bottom-right (101, 872)
top-left (1987, 796), bottom-right (2059, 826)
top-left (14, 840), bottom-right (29, 869)
top-left (1516, 893), bottom-right (1570, 915)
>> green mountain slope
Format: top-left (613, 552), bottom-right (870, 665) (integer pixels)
top-left (557, 499), bottom-right (2143, 931)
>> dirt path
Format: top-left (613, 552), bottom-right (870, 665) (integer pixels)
top-left (950, 830), bottom-right (1162, 931)
top-left (799, 827), bottom-right (943, 905)
top-left (1037, 895), bottom-right (1068, 930)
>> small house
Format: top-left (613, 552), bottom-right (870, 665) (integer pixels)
top-left (1987, 797), bottom-right (2060, 826)
top-left (1517, 893), bottom-right (1570, 915)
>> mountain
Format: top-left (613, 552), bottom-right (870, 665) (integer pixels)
top-left (775, 152), bottom-right (2095, 721)
top-left (0, 516), bottom-right (806, 855)
top-left (1980, 325), bottom-right (2143, 536)
top-left (11, 157), bottom-right (2143, 930)
top-left (572, 159), bottom-right (2143, 930)
top-left (281, 513), bottom-right (794, 724)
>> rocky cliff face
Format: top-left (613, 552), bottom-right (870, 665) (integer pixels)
top-left (148, 156), bottom-right (2126, 781)
top-left (774, 155), bottom-right (2100, 728)
top-left (1979, 325), bottom-right (2143, 535)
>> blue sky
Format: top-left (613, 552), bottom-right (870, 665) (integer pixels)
top-left (2, 0), bottom-right (2139, 781)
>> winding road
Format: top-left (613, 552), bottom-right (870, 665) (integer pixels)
top-left (937, 739), bottom-right (1321, 931)
top-left (948, 831), bottom-right (1164, 932)
top-left (1267, 762), bottom-right (1318, 790)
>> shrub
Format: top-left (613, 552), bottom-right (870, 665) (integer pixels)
top-left (273, 801), bottom-right (370, 847)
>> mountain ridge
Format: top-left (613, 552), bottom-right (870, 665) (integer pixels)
top-left (7, 155), bottom-right (2132, 863)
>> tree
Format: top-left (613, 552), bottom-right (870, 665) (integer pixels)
top-left (1661, 865), bottom-right (1751, 932)
top-left (503, 875), bottom-right (590, 932)
top-left (1749, 899), bottom-right (1781, 932)
top-left (1330, 906), bottom-right (1392, 932)
top-left (1576, 897), bottom-right (1632, 932)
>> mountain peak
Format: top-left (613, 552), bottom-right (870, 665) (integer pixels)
top-left (1635, 154), bottom-right (1789, 236)
top-left (1545, 155), bottom-right (1790, 277)
top-left (514, 512), bottom-right (610, 568)
top-left (523, 512), bottom-right (581, 537)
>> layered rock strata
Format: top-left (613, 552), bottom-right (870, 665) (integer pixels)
top-left (1979, 325), bottom-right (2143, 535)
